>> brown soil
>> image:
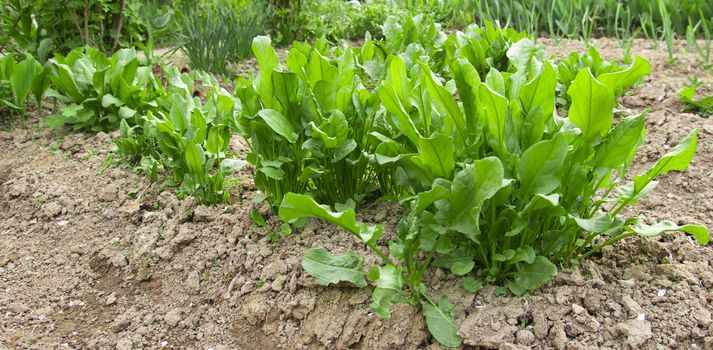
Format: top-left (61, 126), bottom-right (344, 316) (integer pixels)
top-left (1, 38), bottom-right (712, 350)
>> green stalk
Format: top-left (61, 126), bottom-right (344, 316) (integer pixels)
top-left (580, 231), bottom-right (636, 258)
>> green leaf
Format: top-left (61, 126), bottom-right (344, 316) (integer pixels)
top-left (379, 79), bottom-right (420, 146)
top-left (250, 208), bottom-right (267, 227)
top-left (221, 159), bottom-right (248, 173)
top-left (260, 166), bottom-right (285, 180)
top-left (627, 220), bottom-right (709, 245)
top-left (370, 287), bottom-right (398, 319)
top-left (567, 68), bottom-right (614, 141)
top-left (452, 59), bottom-right (481, 133)
top-left (52, 63), bottom-right (83, 101)
top-left (10, 57), bottom-right (36, 105)
top-left (572, 214), bottom-right (616, 233)
top-left (451, 260), bottom-right (474, 276)
top-left (479, 84), bottom-right (509, 155)
top-left (463, 277), bottom-right (482, 293)
top-left (591, 114), bottom-right (646, 177)
top-left (301, 247), bottom-right (367, 287)
top-left (506, 38), bottom-right (544, 77)
top-left (101, 94), bottom-right (124, 108)
top-left (446, 157), bottom-right (506, 235)
top-left (370, 264), bottom-right (403, 290)
top-left (597, 56), bottom-right (650, 96)
top-left (522, 193), bottom-right (562, 214)
top-left (518, 134), bottom-right (568, 196)
top-left (420, 64), bottom-right (467, 138)
top-left (257, 109), bottom-right (298, 143)
top-left (633, 129), bottom-right (698, 192)
top-left (184, 143), bottom-right (205, 181)
top-left (418, 134), bottom-right (455, 179)
top-left (423, 296), bottom-right (463, 348)
top-left (506, 256), bottom-right (557, 296)
top-left (279, 193), bottom-right (383, 245)
top-left (519, 61), bottom-right (556, 117)
top-left (252, 36), bottom-right (280, 109)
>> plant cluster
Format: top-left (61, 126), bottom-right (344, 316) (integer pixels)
top-left (1, 0), bottom-right (163, 55)
top-left (41, 45), bottom-right (245, 204)
top-left (175, 0), bottom-right (268, 74)
top-left (221, 24), bottom-right (708, 347)
top-left (9, 8), bottom-right (710, 346)
top-left (678, 80), bottom-right (713, 117)
top-left (45, 46), bottom-right (164, 131)
top-left (0, 54), bottom-right (51, 115)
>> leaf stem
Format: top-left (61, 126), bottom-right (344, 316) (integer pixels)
top-left (580, 231), bottom-right (636, 258)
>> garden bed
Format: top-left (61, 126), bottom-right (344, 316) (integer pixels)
top-left (1, 38), bottom-right (712, 349)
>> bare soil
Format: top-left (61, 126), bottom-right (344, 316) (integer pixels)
top-left (1, 38), bottom-right (712, 350)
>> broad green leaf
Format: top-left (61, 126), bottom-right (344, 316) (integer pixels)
top-left (369, 264), bottom-right (403, 290)
top-left (206, 126), bottom-right (226, 155)
top-left (257, 109), bottom-right (298, 143)
top-left (463, 277), bottom-right (482, 293)
top-left (252, 36), bottom-right (280, 108)
top-left (452, 59), bottom-right (481, 133)
top-left (279, 193), bottom-right (383, 244)
top-left (522, 193), bottom-right (563, 214)
top-left (420, 64), bottom-right (467, 138)
top-left (220, 159), bottom-right (248, 173)
top-left (506, 38), bottom-right (544, 77)
top-left (485, 68), bottom-right (506, 96)
top-left (478, 84), bottom-right (509, 155)
top-left (184, 143), bottom-right (205, 181)
top-left (310, 111), bottom-right (348, 148)
top-left (511, 246), bottom-right (536, 264)
top-left (423, 296), bottom-right (463, 348)
top-left (371, 287), bottom-right (398, 319)
top-left (260, 166), bottom-right (285, 180)
top-left (301, 247), bottom-right (367, 287)
top-left (506, 256), bottom-right (557, 296)
top-left (386, 55), bottom-right (410, 105)
top-left (591, 114), bottom-right (646, 177)
top-left (597, 56), bottom-right (650, 96)
top-left (414, 179), bottom-right (451, 212)
top-left (379, 80), bottom-right (420, 145)
top-left (52, 64), bottom-right (83, 101)
top-left (633, 129), bottom-right (698, 192)
top-left (627, 220), bottom-right (709, 245)
top-left (518, 134), bottom-right (568, 196)
top-left (101, 94), bottom-right (124, 108)
top-left (451, 260), bottom-right (474, 275)
top-left (10, 57), bottom-right (36, 105)
top-left (519, 62), bottom-right (556, 118)
top-left (32, 63), bottom-right (52, 106)
top-left (307, 50), bottom-right (338, 87)
top-left (572, 214), bottom-right (616, 233)
top-left (418, 135), bottom-right (455, 179)
top-left (446, 157), bottom-right (507, 236)
top-left (449, 157), bottom-right (505, 216)
top-left (567, 69), bottom-right (614, 140)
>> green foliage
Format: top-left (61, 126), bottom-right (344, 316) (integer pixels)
top-left (299, 0), bottom-right (396, 41)
top-left (176, 0), bottom-right (268, 74)
top-left (115, 66), bottom-right (246, 204)
top-left (0, 54), bottom-right (51, 114)
top-left (269, 28), bottom-right (708, 347)
top-left (279, 192), bottom-right (462, 347)
top-left (235, 36), bottom-right (382, 209)
top-left (0, 0), bottom-right (53, 62)
top-left (10, 0), bottom-right (150, 54)
top-left (678, 81), bottom-right (713, 117)
top-left (556, 47), bottom-right (650, 108)
top-left (45, 46), bottom-right (163, 131)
